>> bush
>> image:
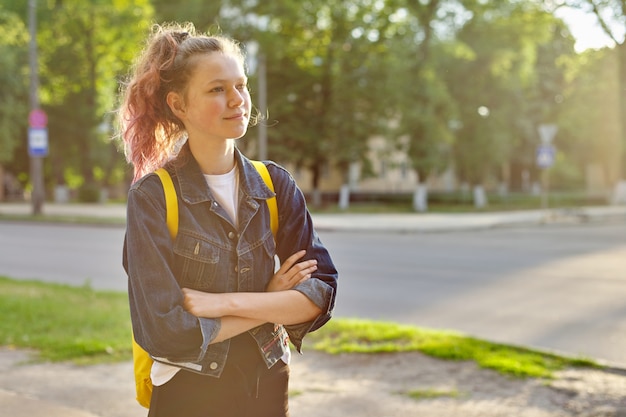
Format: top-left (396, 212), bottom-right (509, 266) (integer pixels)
top-left (77, 182), bottom-right (101, 203)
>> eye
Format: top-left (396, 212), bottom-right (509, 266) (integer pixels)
top-left (209, 86), bottom-right (224, 93)
top-left (236, 83), bottom-right (249, 91)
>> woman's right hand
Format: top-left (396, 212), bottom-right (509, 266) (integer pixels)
top-left (266, 250), bottom-right (317, 292)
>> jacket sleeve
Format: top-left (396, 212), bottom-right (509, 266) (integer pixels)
top-left (268, 163), bottom-right (338, 352)
top-left (124, 174), bottom-right (220, 362)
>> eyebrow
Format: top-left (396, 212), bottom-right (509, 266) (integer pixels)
top-left (206, 77), bottom-right (248, 84)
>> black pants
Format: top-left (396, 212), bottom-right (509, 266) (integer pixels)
top-left (148, 334), bottom-right (289, 417)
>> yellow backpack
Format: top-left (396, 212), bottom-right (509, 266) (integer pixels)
top-left (132, 160), bottom-right (278, 408)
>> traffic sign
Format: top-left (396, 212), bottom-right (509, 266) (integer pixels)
top-left (29, 109), bottom-right (48, 128)
top-left (536, 144), bottom-right (555, 169)
top-left (538, 124), bottom-right (557, 144)
top-left (28, 128), bottom-right (49, 157)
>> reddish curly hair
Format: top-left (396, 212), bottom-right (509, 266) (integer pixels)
top-left (118, 22), bottom-right (246, 183)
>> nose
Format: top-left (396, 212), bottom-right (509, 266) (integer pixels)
top-left (228, 88), bottom-right (245, 108)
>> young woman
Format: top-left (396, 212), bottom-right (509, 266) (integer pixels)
top-left (119, 23), bottom-right (338, 417)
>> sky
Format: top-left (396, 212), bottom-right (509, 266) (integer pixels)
top-left (555, 5), bottom-right (622, 52)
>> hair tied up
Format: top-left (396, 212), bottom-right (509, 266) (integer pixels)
top-left (172, 31), bottom-right (189, 43)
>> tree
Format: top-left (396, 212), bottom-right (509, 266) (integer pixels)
top-left (389, 0), bottom-right (457, 211)
top-left (221, 0), bottom-right (408, 206)
top-left (444, 1), bottom-right (563, 205)
top-left (557, 48), bottom-right (621, 191)
top-left (0, 7), bottom-right (29, 200)
top-left (35, 0), bottom-right (153, 197)
top-left (561, 0), bottom-right (626, 182)
top-left (151, 0), bottom-right (221, 31)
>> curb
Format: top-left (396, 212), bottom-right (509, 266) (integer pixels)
top-left (0, 203), bottom-right (624, 233)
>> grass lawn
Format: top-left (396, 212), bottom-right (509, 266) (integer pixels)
top-left (0, 276), bottom-right (596, 377)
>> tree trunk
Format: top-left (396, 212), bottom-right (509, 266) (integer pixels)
top-left (311, 164), bottom-right (322, 208)
top-left (0, 164), bottom-right (5, 202)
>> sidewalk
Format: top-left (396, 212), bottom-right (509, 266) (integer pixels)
top-left (1, 202), bottom-right (624, 232)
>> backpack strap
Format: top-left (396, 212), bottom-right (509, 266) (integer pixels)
top-left (154, 168), bottom-right (178, 239)
top-left (250, 160), bottom-right (279, 237)
top-left (154, 163), bottom-right (278, 240)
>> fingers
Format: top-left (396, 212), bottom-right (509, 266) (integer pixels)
top-left (285, 259), bottom-right (317, 284)
top-left (266, 250), bottom-right (318, 292)
top-left (277, 249), bottom-right (307, 274)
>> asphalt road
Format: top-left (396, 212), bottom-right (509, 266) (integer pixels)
top-left (0, 221), bottom-right (625, 366)
top-left (323, 223), bottom-right (626, 366)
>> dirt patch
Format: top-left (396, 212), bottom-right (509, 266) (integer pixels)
top-left (1, 347), bottom-right (626, 417)
top-left (290, 351), bottom-right (626, 417)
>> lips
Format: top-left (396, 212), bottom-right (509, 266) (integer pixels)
top-left (224, 113), bottom-right (246, 120)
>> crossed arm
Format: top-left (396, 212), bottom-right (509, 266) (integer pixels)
top-left (181, 250), bottom-right (322, 344)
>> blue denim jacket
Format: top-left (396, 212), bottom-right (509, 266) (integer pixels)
top-left (123, 146), bottom-right (337, 377)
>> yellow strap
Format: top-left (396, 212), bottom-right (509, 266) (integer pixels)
top-left (154, 168), bottom-right (179, 239)
top-left (154, 163), bottom-right (277, 240)
top-left (250, 160), bottom-right (279, 237)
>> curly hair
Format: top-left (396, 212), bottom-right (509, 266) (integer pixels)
top-left (118, 22), bottom-right (246, 183)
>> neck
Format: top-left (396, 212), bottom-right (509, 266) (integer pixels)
top-left (188, 138), bottom-right (237, 175)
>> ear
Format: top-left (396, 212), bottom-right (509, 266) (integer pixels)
top-left (166, 91), bottom-right (186, 119)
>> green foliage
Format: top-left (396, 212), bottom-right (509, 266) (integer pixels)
top-left (390, 1), bottom-right (457, 182)
top-left (77, 181), bottom-right (101, 203)
top-left (446, 2), bottom-right (573, 186)
top-left (0, 0), bottom-right (622, 199)
top-left (0, 7), bottom-right (29, 164)
top-left (217, 0), bottom-right (422, 188)
top-left (0, 0), bottom-right (152, 190)
top-left (557, 48), bottom-right (621, 187)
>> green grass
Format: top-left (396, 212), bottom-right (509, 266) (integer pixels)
top-left (306, 318), bottom-right (597, 378)
top-left (309, 190), bottom-right (609, 214)
top-left (0, 213), bottom-right (125, 226)
top-left (0, 277), bottom-right (597, 377)
top-left (0, 276), bottom-right (132, 363)
top-left (402, 388), bottom-right (465, 400)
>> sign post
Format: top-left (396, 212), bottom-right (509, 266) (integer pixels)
top-left (28, 0), bottom-right (45, 215)
top-left (537, 124), bottom-right (558, 210)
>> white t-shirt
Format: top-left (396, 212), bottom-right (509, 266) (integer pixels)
top-left (203, 165), bottom-right (240, 227)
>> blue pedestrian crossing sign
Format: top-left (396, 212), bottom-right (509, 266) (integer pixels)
top-left (536, 144), bottom-right (555, 169)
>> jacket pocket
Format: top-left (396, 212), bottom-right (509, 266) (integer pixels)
top-left (173, 232), bottom-right (220, 290)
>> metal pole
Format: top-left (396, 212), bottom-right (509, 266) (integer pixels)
top-left (258, 54), bottom-right (267, 160)
top-left (28, 0), bottom-right (44, 215)
top-left (541, 168), bottom-right (549, 211)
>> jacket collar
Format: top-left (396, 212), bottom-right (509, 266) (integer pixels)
top-left (172, 143), bottom-right (275, 205)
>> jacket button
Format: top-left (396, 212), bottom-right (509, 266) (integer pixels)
top-left (209, 362), bottom-right (218, 370)
top-left (228, 231), bottom-right (235, 239)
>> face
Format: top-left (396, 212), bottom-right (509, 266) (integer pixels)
top-left (167, 52), bottom-right (251, 145)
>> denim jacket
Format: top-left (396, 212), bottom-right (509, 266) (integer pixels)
top-left (123, 146), bottom-right (337, 377)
